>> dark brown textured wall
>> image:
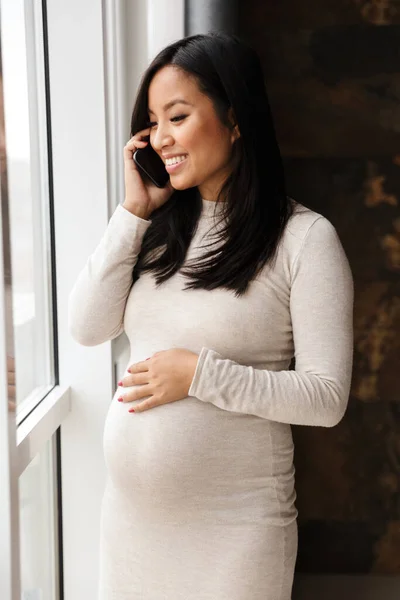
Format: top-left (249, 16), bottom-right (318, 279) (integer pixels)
top-left (239, 0), bottom-right (400, 574)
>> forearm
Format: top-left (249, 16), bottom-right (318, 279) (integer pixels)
top-left (188, 347), bottom-right (353, 427)
top-left (68, 204), bottom-right (152, 346)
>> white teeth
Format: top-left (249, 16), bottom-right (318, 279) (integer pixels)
top-left (165, 155), bottom-right (187, 166)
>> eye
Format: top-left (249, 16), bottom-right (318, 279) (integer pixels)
top-left (146, 114), bottom-right (187, 128)
top-left (171, 114), bottom-right (187, 123)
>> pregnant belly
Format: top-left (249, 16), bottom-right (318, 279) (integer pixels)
top-left (103, 390), bottom-right (296, 524)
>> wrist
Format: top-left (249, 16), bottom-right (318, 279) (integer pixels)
top-left (122, 202), bottom-right (151, 220)
top-left (187, 352), bottom-right (199, 391)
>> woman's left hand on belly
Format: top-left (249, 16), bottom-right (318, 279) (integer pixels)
top-left (117, 348), bottom-right (199, 413)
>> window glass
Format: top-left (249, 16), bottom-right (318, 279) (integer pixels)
top-left (1, 0), bottom-right (55, 415)
top-left (19, 437), bottom-right (59, 600)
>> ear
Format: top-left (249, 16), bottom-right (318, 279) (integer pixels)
top-left (231, 124), bottom-right (241, 143)
top-left (228, 107), bottom-right (241, 143)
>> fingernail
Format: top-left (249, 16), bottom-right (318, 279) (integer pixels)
top-left (118, 381), bottom-right (123, 386)
top-left (145, 358), bottom-right (150, 361)
top-left (129, 408), bottom-right (135, 413)
top-left (118, 397), bottom-right (123, 402)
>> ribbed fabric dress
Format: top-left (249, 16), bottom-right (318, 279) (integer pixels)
top-left (68, 197), bottom-right (354, 600)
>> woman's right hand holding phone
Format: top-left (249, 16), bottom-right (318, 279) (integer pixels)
top-left (123, 127), bottom-right (174, 219)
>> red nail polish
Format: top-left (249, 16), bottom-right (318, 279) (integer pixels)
top-left (118, 397), bottom-right (123, 402)
top-left (129, 408), bottom-right (135, 413)
top-left (118, 381), bottom-right (123, 386)
top-left (127, 368), bottom-right (131, 373)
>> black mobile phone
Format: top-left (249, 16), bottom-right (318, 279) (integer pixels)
top-left (133, 144), bottom-right (170, 188)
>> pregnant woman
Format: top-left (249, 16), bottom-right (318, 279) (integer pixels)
top-left (68, 32), bottom-right (354, 600)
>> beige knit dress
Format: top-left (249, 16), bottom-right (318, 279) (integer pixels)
top-left (68, 197), bottom-right (354, 600)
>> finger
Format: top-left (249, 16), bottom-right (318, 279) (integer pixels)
top-left (124, 140), bottom-right (148, 159)
top-left (125, 138), bottom-right (148, 149)
top-left (125, 128), bottom-right (151, 146)
top-left (127, 359), bottom-right (151, 374)
top-left (135, 127), bottom-right (151, 139)
top-left (118, 385), bottom-right (152, 403)
top-left (129, 398), bottom-right (157, 413)
top-left (118, 372), bottom-right (148, 388)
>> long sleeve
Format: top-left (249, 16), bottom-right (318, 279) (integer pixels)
top-left (188, 216), bottom-right (354, 427)
top-left (68, 204), bottom-right (152, 346)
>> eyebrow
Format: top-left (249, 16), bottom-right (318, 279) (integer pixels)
top-left (148, 99), bottom-right (193, 114)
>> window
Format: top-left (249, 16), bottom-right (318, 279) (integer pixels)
top-left (2, 0), bottom-right (55, 421)
top-left (0, 2), bottom-right (70, 598)
top-left (19, 437), bottom-right (60, 600)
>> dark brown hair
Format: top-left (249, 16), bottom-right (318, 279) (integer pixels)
top-left (130, 31), bottom-right (293, 297)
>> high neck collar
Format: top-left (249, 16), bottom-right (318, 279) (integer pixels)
top-left (201, 197), bottom-right (226, 218)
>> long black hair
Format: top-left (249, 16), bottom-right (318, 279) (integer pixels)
top-left (130, 31), bottom-right (293, 297)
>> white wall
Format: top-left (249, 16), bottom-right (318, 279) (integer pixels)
top-left (47, 0), bottom-right (112, 597)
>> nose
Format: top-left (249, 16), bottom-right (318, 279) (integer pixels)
top-left (151, 123), bottom-right (174, 152)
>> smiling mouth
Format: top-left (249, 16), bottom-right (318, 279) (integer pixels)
top-left (165, 155), bottom-right (188, 172)
top-left (164, 154), bottom-right (187, 165)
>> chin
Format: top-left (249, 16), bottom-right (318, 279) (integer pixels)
top-left (169, 177), bottom-right (193, 191)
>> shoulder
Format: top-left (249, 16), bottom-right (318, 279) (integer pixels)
top-left (282, 197), bottom-right (339, 255)
top-left (275, 198), bottom-right (350, 283)
top-left (278, 199), bottom-right (353, 291)
top-left (286, 198), bottom-right (331, 238)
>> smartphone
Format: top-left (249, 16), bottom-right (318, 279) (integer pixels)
top-left (133, 144), bottom-right (170, 188)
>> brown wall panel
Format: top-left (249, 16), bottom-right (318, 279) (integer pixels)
top-left (239, 1), bottom-right (400, 574)
top-left (243, 1), bottom-right (400, 28)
